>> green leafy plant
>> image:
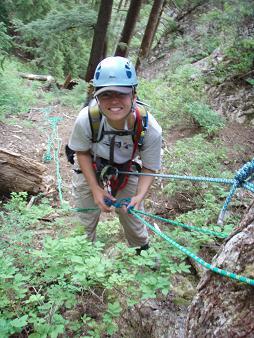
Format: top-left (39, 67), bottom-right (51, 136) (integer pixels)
top-left (163, 134), bottom-right (230, 198)
top-left (187, 101), bottom-right (224, 134)
top-left (0, 59), bottom-right (41, 120)
top-left (0, 192), bottom-right (194, 336)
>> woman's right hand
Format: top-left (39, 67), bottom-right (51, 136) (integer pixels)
top-left (92, 186), bottom-right (116, 212)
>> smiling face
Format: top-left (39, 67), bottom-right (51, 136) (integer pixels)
top-left (97, 91), bottom-right (135, 129)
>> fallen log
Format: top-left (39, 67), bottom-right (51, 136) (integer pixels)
top-left (18, 72), bottom-right (78, 90)
top-left (0, 148), bottom-right (55, 195)
top-left (19, 73), bottom-right (55, 83)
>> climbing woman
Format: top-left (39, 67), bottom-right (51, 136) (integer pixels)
top-left (68, 56), bottom-right (162, 254)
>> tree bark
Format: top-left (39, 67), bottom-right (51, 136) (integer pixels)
top-left (114, 0), bottom-right (143, 57)
top-left (136, 0), bottom-right (165, 72)
top-left (185, 202), bottom-right (254, 337)
top-left (85, 0), bottom-right (113, 82)
top-left (0, 148), bottom-right (54, 195)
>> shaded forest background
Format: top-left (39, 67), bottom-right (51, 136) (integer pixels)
top-left (0, 0), bottom-right (254, 337)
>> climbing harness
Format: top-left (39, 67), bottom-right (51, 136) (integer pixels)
top-left (65, 101), bottom-right (148, 192)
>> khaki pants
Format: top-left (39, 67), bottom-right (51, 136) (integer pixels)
top-left (72, 172), bottom-right (149, 247)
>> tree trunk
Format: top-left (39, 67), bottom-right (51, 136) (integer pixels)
top-left (114, 0), bottom-right (143, 57)
top-left (85, 0), bottom-right (113, 82)
top-left (0, 148), bottom-right (54, 195)
top-left (136, 0), bottom-right (165, 71)
top-left (117, 0), bottom-right (124, 11)
top-left (185, 202), bottom-right (254, 337)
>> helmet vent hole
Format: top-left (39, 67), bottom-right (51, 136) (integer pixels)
top-left (95, 65), bottom-right (101, 80)
top-left (125, 65), bottom-right (132, 79)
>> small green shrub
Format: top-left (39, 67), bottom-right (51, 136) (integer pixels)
top-left (0, 59), bottom-right (41, 120)
top-left (187, 101), bottom-right (224, 134)
top-left (163, 134), bottom-right (230, 199)
top-left (138, 78), bottom-right (173, 127)
top-left (214, 38), bottom-right (254, 82)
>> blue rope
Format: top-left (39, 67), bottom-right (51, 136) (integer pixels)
top-left (218, 158), bottom-right (254, 224)
top-left (104, 197), bottom-right (131, 208)
top-left (118, 170), bottom-right (235, 185)
top-left (119, 158), bottom-right (254, 225)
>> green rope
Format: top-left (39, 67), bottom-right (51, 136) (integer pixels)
top-left (72, 207), bottom-right (98, 212)
top-left (133, 209), bottom-right (228, 238)
top-left (130, 209), bottom-right (254, 286)
top-left (42, 115), bottom-right (64, 202)
top-left (43, 116), bottom-right (62, 163)
top-left (54, 136), bottom-right (63, 204)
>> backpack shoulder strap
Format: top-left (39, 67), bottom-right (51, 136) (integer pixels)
top-left (134, 103), bottom-right (148, 148)
top-left (88, 102), bottom-right (148, 145)
top-left (88, 104), bottom-right (103, 142)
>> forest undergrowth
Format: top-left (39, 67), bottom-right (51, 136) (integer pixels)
top-left (0, 57), bottom-right (253, 337)
top-left (1, 0), bottom-right (254, 334)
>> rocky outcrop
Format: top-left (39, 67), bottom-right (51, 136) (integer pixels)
top-left (193, 49), bottom-right (254, 125)
top-left (207, 82), bottom-right (254, 124)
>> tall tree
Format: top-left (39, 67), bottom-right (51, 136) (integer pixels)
top-left (114, 0), bottom-right (143, 57)
top-left (15, 5), bottom-right (97, 78)
top-left (85, 0), bottom-right (113, 82)
top-left (135, 0), bottom-right (166, 72)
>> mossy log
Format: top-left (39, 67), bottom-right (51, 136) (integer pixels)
top-left (0, 148), bottom-right (54, 194)
top-left (185, 202), bottom-right (254, 337)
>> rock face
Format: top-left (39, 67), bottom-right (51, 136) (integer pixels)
top-left (185, 203), bottom-right (254, 338)
top-left (207, 81), bottom-right (254, 125)
top-left (120, 297), bottom-right (188, 338)
top-left (192, 48), bottom-right (254, 125)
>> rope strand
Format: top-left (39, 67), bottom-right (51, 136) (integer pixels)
top-left (130, 209), bottom-right (254, 286)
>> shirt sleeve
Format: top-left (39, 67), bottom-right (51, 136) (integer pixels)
top-left (68, 107), bottom-right (92, 152)
top-left (140, 112), bottom-right (162, 171)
